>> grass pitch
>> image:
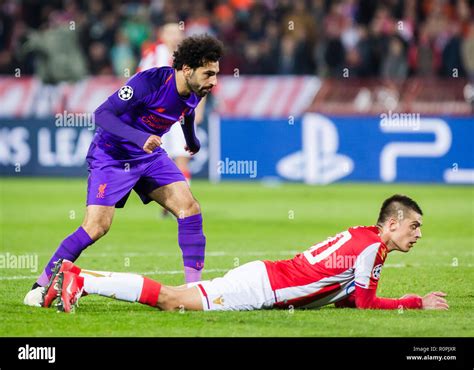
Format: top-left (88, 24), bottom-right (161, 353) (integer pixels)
top-left (0, 178), bottom-right (472, 337)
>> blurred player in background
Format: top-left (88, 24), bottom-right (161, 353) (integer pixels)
top-left (24, 34), bottom-right (224, 307)
top-left (42, 195), bottom-right (448, 313)
top-left (138, 23), bottom-right (207, 205)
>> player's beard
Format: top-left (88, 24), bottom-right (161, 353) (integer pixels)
top-left (186, 73), bottom-right (209, 97)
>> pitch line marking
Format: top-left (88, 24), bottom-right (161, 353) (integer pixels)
top-left (1, 264), bottom-right (472, 280)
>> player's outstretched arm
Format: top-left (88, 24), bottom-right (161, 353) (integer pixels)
top-left (354, 287), bottom-right (448, 310)
top-left (354, 286), bottom-right (423, 310)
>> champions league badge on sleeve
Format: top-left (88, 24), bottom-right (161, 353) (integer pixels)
top-left (372, 264), bottom-right (383, 280)
top-left (118, 86), bottom-right (134, 101)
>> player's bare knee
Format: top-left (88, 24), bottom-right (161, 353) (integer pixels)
top-left (174, 199), bottom-right (201, 218)
top-left (185, 199), bottom-right (201, 216)
top-left (82, 220), bottom-right (111, 240)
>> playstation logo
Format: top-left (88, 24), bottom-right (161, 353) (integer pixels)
top-left (277, 113), bottom-right (354, 184)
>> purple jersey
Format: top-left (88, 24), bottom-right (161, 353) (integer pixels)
top-left (93, 67), bottom-right (201, 157)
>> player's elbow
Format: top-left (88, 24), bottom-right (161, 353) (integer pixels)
top-left (93, 103), bottom-right (114, 126)
top-left (93, 103), bottom-right (105, 118)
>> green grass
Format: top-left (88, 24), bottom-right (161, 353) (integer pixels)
top-left (0, 178), bottom-right (473, 337)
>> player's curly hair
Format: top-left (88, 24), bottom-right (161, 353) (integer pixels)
top-left (172, 34), bottom-right (224, 70)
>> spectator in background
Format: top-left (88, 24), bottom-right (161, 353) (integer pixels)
top-left (324, 36), bottom-right (345, 78)
top-left (461, 22), bottom-right (474, 82)
top-left (21, 12), bottom-right (88, 84)
top-left (281, 0), bottom-right (317, 45)
top-left (441, 21), bottom-right (465, 77)
top-left (110, 29), bottom-right (136, 76)
top-left (259, 39), bottom-right (279, 75)
top-left (280, 0), bottom-right (317, 74)
top-left (246, 4), bottom-right (266, 41)
top-left (212, 2), bottom-right (238, 45)
top-left (121, 5), bottom-right (151, 55)
top-left (79, 1), bottom-right (119, 76)
top-left (382, 35), bottom-right (408, 80)
top-left (277, 34), bottom-right (297, 74)
top-left (2, 0), bottom-right (474, 80)
top-left (184, 1), bottom-right (213, 37)
top-left (212, 2), bottom-right (245, 75)
top-left (88, 41), bottom-right (113, 75)
top-left (80, 1), bottom-right (113, 50)
top-left (408, 24), bottom-right (436, 77)
top-left (0, 1), bottom-right (15, 74)
top-left (241, 41), bottom-right (263, 74)
top-left (398, 0), bottom-right (416, 43)
top-left (0, 1), bottom-right (35, 75)
top-left (366, 6), bottom-right (393, 77)
top-left (322, 1), bottom-right (346, 77)
top-left (352, 24), bottom-right (375, 77)
top-left (310, 0), bottom-right (326, 37)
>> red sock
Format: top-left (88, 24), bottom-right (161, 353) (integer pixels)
top-left (138, 277), bottom-right (162, 307)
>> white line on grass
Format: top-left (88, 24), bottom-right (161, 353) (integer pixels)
top-left (0, 268), bottom-right (229, 280)
top-left (31, 249), bottom-right (474, 257)
top-left (1, 264), bottom-right (472, 280)
top-left (31, 251), bottom-right (302, 257)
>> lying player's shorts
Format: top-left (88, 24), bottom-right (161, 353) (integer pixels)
top-left (193, 261), bottom-right (276, 311)
top-left (86, 142), bottom-right (185, 208)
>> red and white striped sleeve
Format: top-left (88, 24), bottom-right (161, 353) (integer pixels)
top-left (137, 44), bottom-right (172, 72)
top-left (353, 243), bottom-right (422, 310)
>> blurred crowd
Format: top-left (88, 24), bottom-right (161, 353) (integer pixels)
top-left (0, 0), bottom-right (473, 83)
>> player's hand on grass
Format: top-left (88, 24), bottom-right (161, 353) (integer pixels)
top-left (143, 135), bottom-right (162, 153)
top-left (421, 291), bottom-right (449, 310)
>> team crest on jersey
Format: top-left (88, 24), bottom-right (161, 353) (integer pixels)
top-left (118, 85), bottom-right (133, 101)
top-left (96, 183), bottom-right (107, 199)
top-left (372, 264), bottom-right (383, 280)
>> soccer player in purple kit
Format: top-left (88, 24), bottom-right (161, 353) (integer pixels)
top-left (24, 34), bottom-right (224, 307)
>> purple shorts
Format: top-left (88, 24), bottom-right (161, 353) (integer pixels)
top-left (86, 143), bottom-right (185, 208)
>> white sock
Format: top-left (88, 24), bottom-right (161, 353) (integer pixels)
top-left (80, 269), bottom-right (141, 278)
top-left (82, 272), bottom-right (144, 303)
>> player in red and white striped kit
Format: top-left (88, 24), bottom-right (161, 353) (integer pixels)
top-left (43, 194), bottom-right (448, 312)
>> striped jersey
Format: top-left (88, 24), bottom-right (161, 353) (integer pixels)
top-left (264, 226), bottom-right (388, 308)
